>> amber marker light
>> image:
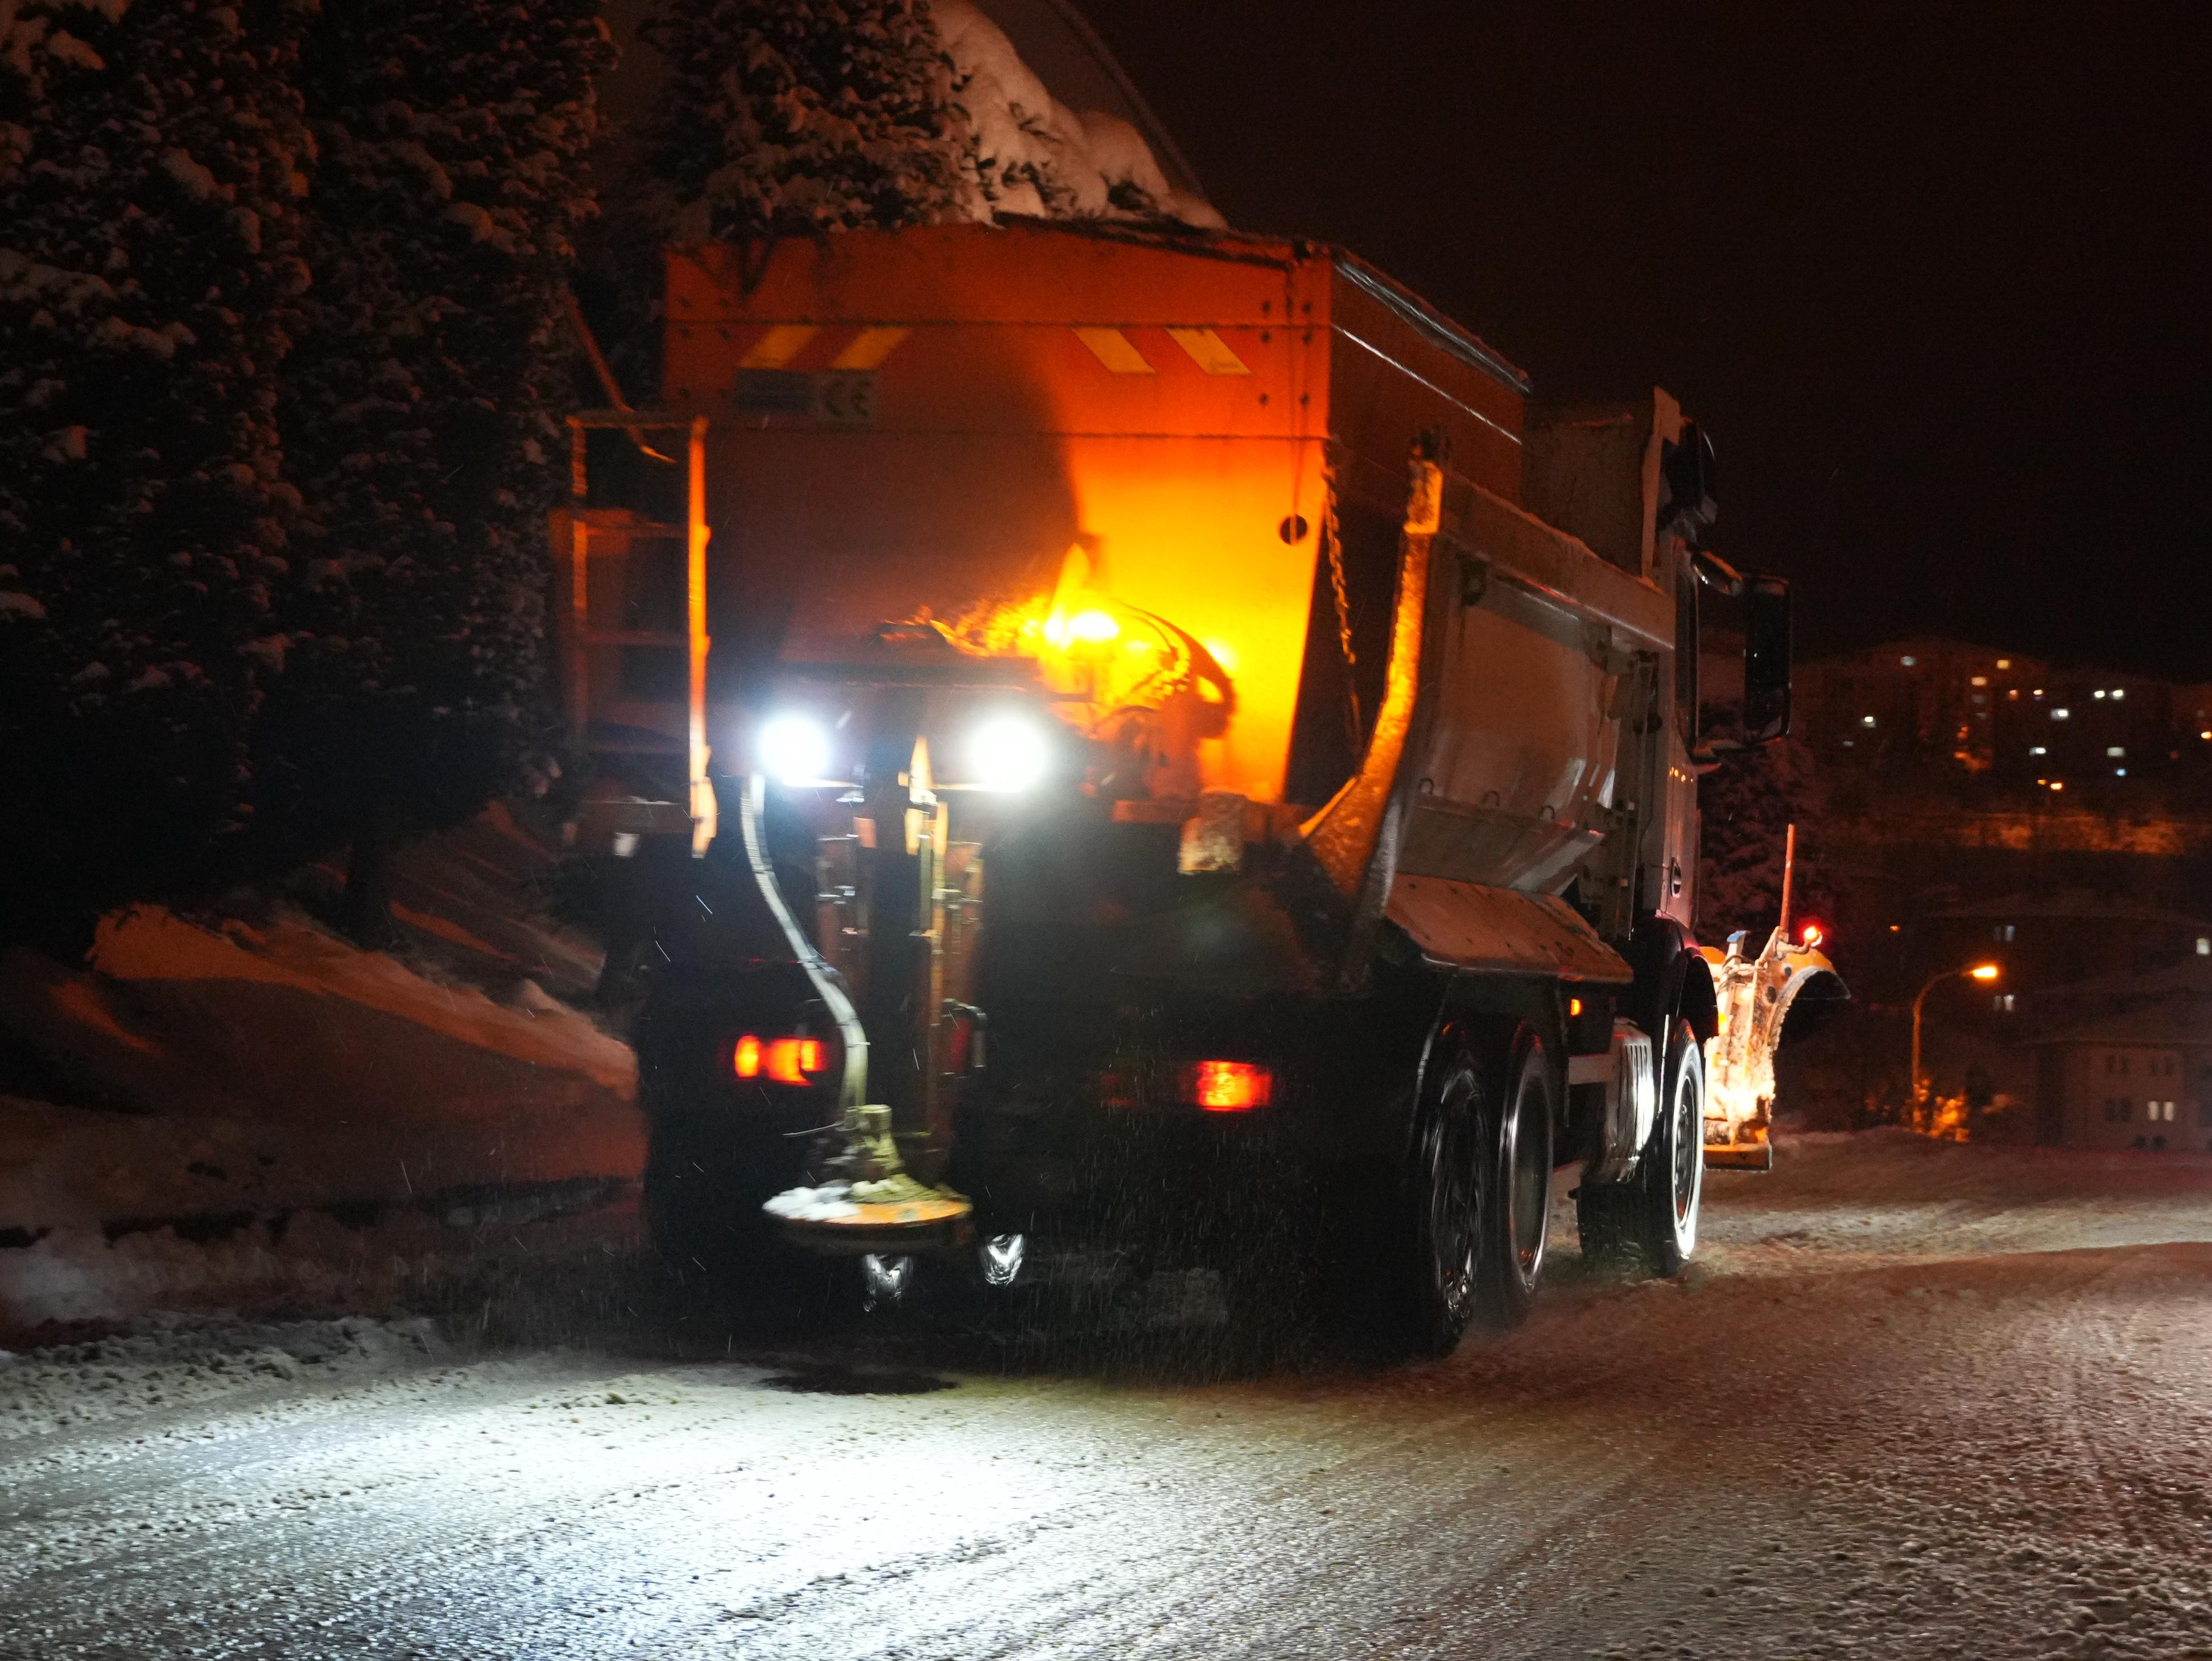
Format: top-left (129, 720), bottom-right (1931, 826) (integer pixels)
top-left (734, 1034), bottom-right (827, 1084)
top-left (1183, 1060), bottom-right (1274, 1112)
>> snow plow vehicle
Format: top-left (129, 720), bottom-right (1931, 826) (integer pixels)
top-left (560, 222), bottom-right (1839, 1352)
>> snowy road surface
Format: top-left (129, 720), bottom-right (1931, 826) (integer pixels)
top-left (2, 1132), bottom-right (2209, 1660)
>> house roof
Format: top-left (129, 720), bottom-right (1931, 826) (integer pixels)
top-left (1937, 887), bottom-right (2212, 929)
top-left (2028, 993), bottom-right (2212, 1049)
top-left (2029, 955), bottom-right (2212, 1009)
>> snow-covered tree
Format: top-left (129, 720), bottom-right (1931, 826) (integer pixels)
top-left (261, 0), bottom-right (611, 940)
top-left (0, 0), bottom-right (312, 951)
top-left (642, 0), bottom-right (960, 242)
top-left (1697, 726), bottom-right (1839, 947)
top-left (636, 0), bottom-right (1222, 246)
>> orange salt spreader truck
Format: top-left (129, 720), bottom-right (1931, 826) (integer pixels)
top-left (560, 222), bottom-right (1842, 1352)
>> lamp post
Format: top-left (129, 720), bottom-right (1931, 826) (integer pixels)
top-left (1911, 961), bottom-right (2001, 1118)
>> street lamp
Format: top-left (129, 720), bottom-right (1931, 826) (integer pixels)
top-left (1911, 961), bottom-right (2001, 1114)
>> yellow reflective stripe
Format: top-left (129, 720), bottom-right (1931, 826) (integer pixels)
top-left (1072, 327), bottom-right (1155, 374)
top-left (739, 324), bottom-right (820, 369)
top-left (831, 326), bottom-right (909, 370)
top-left (1166, 327), bottom-right (1251, 375)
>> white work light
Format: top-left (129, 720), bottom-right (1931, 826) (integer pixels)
top-left (969, 713), bottom-right (1051, 792)
top-left (756, 712), bottom-right (831, 785)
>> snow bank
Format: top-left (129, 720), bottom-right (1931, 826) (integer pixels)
top-left (934, 1), bottom-right (1224, 229)
top-left (0, 1313), bottom-right (443, 1442)
top-left (0, 805), bottom-right (645, 1329)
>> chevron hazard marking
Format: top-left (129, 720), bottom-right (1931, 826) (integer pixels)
top-left (1166, 327), bottom-right (1251, 375)
top-left (1072, 327), bottom-right (1155, 374)
top-left (739, 325), bottom-right (820, 369)
top-left (831, 327), bottom-right (909, 370)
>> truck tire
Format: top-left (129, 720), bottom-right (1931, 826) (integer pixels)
top-left (1576, 1017), bottom-right (1703, 1276)
top-left (1640, 1018), bottom-right (1706, 1275)
top-left (1475, 1029), bottom-right (1554, 1329)
top-left (1372, 1028), bottom-right (1486, 1359)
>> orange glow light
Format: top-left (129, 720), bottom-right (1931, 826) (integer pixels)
top-left (1185, 1060), bottom-right (1273, 1112)
top-left (765, 1036), bottom-right (828, 1085)
top-left (1969, 964), bottom-right (2001, 982)
top-left (737, 1034), bottom-right (827, 1084)
top-left (1801, 923), bottom-right (1825, 949)
top-left (1066, 607), bottom-right (1120, 643)
top-left (1569, 997), bottom-right (1583, 1017)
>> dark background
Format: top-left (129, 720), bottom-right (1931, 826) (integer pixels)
top-left (1086, 1), bottom-right (2210, 675)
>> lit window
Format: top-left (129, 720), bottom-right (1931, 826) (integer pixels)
top-left (1994, 993), bottom-right (2015, 1013)
top-left (1900, 655), bottom-right (1917, 667)
top-left (1862, 714), bottom-right (1877, 727)
top-left (2052, 708), bottom-right (2070, 720)
top-left (2108, 747), bottom-right (2126, 757)
top-left (2196, 937), bottom-right (2207, 956)
top-left (1971, 675), bottom-right (1988, 687)
top-left (1842, 739), bottom-right (1855, 748)
top-left (1996, 658), bottom-right (2011, 669)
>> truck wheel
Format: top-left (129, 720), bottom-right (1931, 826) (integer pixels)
top-left (1373, 1031), bottom-right (1485, 1359)
top-left (1475, 1030), bottom-right (1554, 1328)
top-left (1639, 1018), bottom-right (1705, 1275)
top-left (1575, 1017), bottom-right (1705, 1276)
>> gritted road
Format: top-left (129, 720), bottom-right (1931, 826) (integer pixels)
top-left (4, 1133), bottom-right (2209, 1660)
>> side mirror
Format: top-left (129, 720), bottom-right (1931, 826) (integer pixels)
top-left (1744, 575), bottom-right (1791, 744)
top-left (1659, 423), bottom-right (1719, 547)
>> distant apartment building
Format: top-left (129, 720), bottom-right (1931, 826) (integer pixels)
top-left (1796, 639), bottom-right (2046, 771)
top-left (1797, 639), bottom-right (2202, 786)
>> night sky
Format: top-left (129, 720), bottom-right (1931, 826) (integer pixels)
top-left (1087, 1), bottom-right (2211, 677)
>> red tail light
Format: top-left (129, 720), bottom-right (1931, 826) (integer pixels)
top-left (1182, 1060), bottom-right (1273, 1112)
top-left (733, 1034), bottom-right (830, 1085)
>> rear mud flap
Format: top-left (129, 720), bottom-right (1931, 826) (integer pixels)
top-left (1703, 1131), bottom-right (1774, 1171)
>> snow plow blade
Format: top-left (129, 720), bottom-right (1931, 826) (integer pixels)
top-left (1702, 925), bottom-right (1846, 1171)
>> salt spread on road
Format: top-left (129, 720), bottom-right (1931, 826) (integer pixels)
top-left (2, 1130), bottom-right (2207, 1660)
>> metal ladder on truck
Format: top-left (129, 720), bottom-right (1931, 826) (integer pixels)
top-left (550, 410), bottom-right (716, 856)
